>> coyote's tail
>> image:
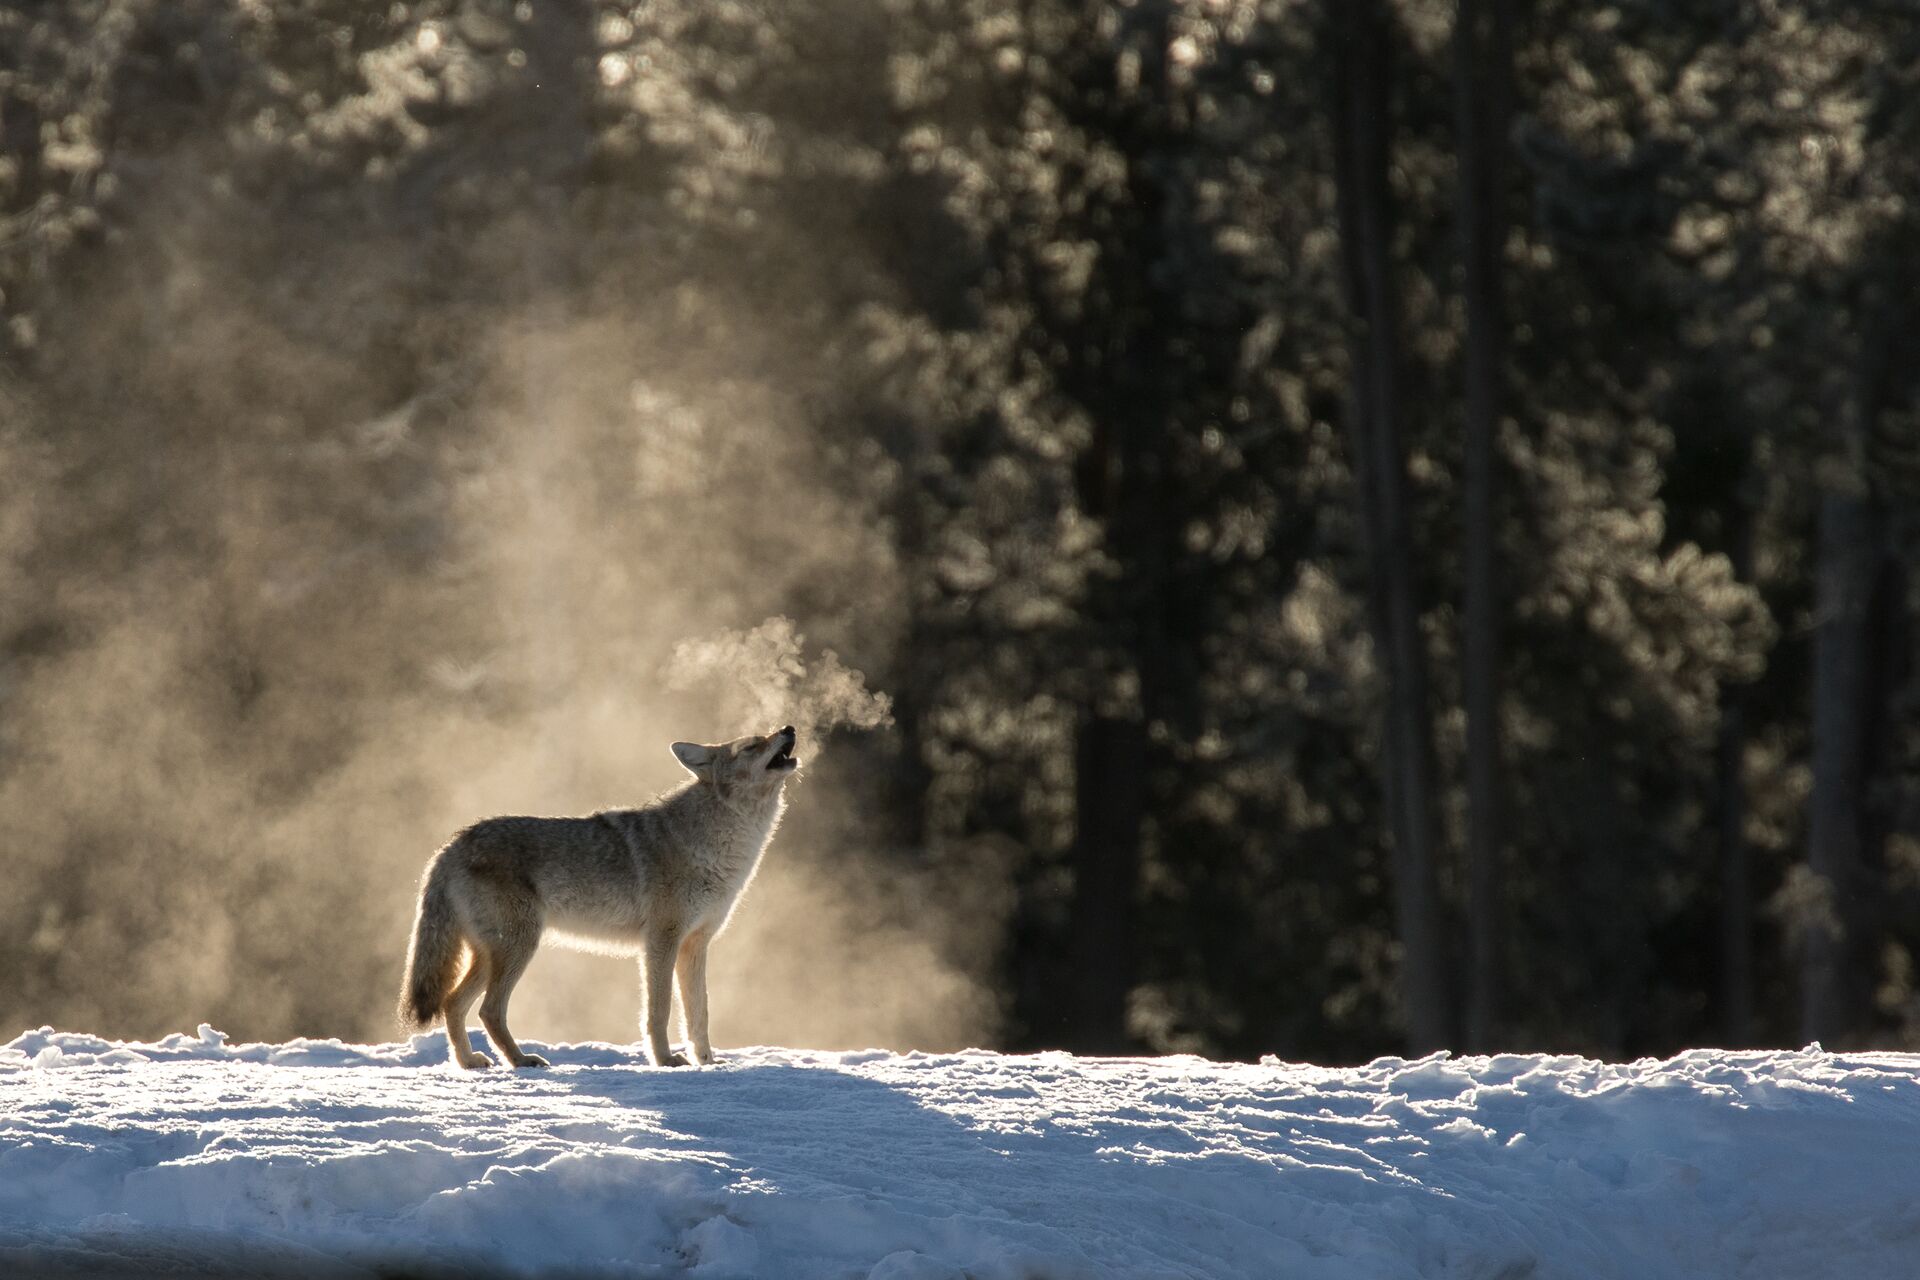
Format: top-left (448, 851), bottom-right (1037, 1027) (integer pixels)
top-left (398, 853), bottom-right (464, 1030)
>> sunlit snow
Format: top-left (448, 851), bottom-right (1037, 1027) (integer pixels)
top-left (5, 1027), bottom-right (1920, 1278)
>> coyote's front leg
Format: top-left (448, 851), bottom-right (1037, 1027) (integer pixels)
top-left (676, 929), bottom-right (714, 1066)
top-left (641, 932), bottom-right (689, 1067)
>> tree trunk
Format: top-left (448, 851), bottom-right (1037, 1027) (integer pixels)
top-left (1802, 492), bottom-right (1878, 1045)
top-left (1717, 494), bottom-right (1755, 1046)
top-left (1329, 0), bottom-right (1452, 1051)
top-left (1066, 714), bottom-right (1149, 1050)
top-left (1062, 395), bottom-right (1168, 1052)
top-left (1061, 278), bottom-right (1175, 1052)
top-left (1454, 0), bottom-right (1512, 1053)
top-left (1801, 288), bottom-right (1895, 1047)
top-left (1059, 18), bottom-right (1178, 1053)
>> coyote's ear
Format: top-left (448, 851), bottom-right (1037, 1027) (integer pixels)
top-left (671, 741), bottom-right (717, 778)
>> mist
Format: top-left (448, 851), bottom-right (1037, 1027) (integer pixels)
top-left (0, 0), bottom-right (1003, 1053)
top-left (0, 292), bottom-right (1000, 1050)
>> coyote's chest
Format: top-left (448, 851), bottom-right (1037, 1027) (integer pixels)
top-left (673, 820), bottom-right (775, 921)
top-left (607, 789), bottom-right (784, 931)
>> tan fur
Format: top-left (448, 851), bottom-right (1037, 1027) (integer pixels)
top-left (398, 726), bottom-right (799, 1069)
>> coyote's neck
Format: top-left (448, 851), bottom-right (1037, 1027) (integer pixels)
top-left (668, 779), bottom-right (786, 873)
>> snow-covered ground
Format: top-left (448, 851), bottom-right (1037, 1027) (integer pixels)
top-left (5, 1028), bottom-right (1920, 1279)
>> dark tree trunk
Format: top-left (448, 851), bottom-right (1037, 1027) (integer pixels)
top-left (1063, 400), bottom-right (1169, 1053)
top-left (885, 440), bottom-right (939, 855)
top-left (1802, 490), bottom-right (1879, 1045)
top-left (1066, 714), bottom-right (1150, 1049)
top-left (1801, 288), bottom-right (1896, 1047)
top-left (1717, 494), bottom-right (1755, 1046)
top-left (1454, 0), bottom-right (1512, 1053)
top-left (1058, 11), bottom-right (1178, 1055)
top-left (1328, 0), bottom-right (1452, 1051)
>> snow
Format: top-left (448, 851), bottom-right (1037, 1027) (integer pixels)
top-left (5, 1028), bottom-right (1920, 1278)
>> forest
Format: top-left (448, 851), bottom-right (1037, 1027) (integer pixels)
top-left (1, 0), bottom-right (1917, 1064)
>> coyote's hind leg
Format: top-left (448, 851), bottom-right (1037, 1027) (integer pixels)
top-left (443, 952), bottom-right (494, 1070)
top-left (479, 937), bottom-right (548, 1069)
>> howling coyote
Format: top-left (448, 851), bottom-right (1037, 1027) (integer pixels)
top-left (399, 726), bottom-right (799, 1069)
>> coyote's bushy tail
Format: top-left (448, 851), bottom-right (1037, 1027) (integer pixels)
top-left (399, 853), bottom-right (464, 1030)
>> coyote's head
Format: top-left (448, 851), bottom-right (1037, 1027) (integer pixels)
top-left (671, 725), bottom-right (800, 791)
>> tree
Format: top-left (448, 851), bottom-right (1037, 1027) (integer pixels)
top-left (1327, 0), bottom-right (1451, 1050)
top-left (1800, 280), bottom-right (1898, 1046)
top-left (1453, 0), bottom-right (1514, 1051)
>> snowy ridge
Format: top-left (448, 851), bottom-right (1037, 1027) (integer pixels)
top-left (4, 1027), bottom-right (1920, 1278)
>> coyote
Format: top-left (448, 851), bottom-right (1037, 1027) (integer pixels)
top-left (398, 726), bottom-right (799, 1069)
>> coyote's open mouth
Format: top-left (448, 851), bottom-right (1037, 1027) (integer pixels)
top-left (767, 730), bottom-right (799, 772)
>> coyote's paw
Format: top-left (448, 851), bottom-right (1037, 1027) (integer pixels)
top-left (513, 1054), bottom-right (550, 1069)
top-left (457, 1051), bottom-right (495, 1070)
top-left (651, 1050), bottom-right (692, 1068)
